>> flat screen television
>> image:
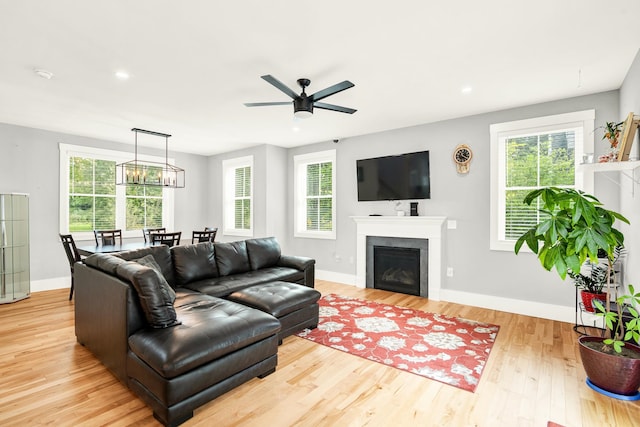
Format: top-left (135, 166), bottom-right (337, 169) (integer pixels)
top-left (356, 151), bottom-right (430, 201)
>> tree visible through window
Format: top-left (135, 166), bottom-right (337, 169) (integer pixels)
top-left (490, 110), bottom-right (593, 251)
top-left (68, 157), bottom-right (116, 231)
top-left (126, 170), bottom-right (163, 230)
top-left (294, 149), bottom-right (336, 239)
top-left (504, 131), bottom-right (575, 240)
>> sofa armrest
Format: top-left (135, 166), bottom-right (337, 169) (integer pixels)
top-left (277, 255), bottom-right (315, 287)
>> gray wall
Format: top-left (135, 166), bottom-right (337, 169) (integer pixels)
top-left (206, 144), bottom-right (288, 245)
top-left (0, 123), bottom-right (208, 282)
top-left (282, 91), bottom-right (620, 308)
top-left (619, 49), bottom-right (640, 288)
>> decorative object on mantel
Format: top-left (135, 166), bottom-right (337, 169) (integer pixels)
top-left (116, 128), bottom-right (185, 188)
top-left (453, 144), bottom-right (472, 173)
top-left (616, 112), bottom-right (640, 162)
top-left (297, 294), bottom-right (500, 392)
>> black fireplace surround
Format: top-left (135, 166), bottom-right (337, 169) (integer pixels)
top-left (366, 236), bottom-right (428, 297)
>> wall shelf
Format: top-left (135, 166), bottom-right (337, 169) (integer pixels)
top-left (578, 160), bottom-right (640, 192)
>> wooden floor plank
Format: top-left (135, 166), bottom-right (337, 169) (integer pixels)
top-left (1, 281), bottom-right (639, 426)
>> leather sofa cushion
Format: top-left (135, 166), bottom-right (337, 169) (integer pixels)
top-left (246, 237), bottom-right (281, 270)
top-left (128, 294), bottom-right (280, 378)
top-left (116, 261), bottom-right (179, 328)
top-left (181, 266), bottom-right (304, 297)
top-left (171, 242), bottom-right (218, 286)
top-left (215, 240), bottom-right (250, 276)
top-left (117, 245), bottom-right (176, 288)
top-left (84, 253), bottom-right (127, 274)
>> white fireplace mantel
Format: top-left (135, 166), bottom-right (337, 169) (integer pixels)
top-left (351, 216), bottom-right (446, 300)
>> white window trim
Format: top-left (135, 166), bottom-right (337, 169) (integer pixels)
top-left (489, 110), bottom-right (595, 251)
top-left (294, 149), bottom-right (337, 239)
top-left (222, 155), bottom-right (254, 237)
top-left (59, 143), bottom-right (175, 241)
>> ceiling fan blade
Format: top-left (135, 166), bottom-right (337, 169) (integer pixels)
top-left (314, 102), bottom-right (357, 114)
top-left (310, 80), bottom-right (355, 102)
top-left (261, 75), bottom-right (299, 99)
top-left (244, 102), bottom-right (291, 107)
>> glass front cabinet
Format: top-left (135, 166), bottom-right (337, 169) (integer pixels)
top-left (0, 193), bottom-right (30, 304)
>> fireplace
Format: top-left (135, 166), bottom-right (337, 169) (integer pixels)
top-left (352, 216), bottom-right (446, 300)
top-left (366, 235), bottom-right (429, 297)
top-left (373, 246), bottom-right (421, 295)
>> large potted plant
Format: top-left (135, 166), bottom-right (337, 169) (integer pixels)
top-left (514, 187), bottom-right (640, 398)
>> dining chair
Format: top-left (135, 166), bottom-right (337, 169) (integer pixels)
top-left (59, 233), bottom-right (82, 300)
top-left (192, 228), bottom-right (217, 244)
top-left (94, 229), bottom-right (122, 246)
top-left (143, 227), bottom-right (166, 243)
top-left (150, 231), bottom-right (182, 247)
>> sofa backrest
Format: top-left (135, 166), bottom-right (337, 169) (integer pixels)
top-left (171, 242), bottom-right (219, 286)
top-left (245, 237), bottom-right (281, 270)
top-left (214, 240), bottom-right (251, 276)
top-left (116, 245), bottom-right (176, 287)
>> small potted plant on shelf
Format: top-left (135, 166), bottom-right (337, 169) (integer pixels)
top-left (568, 246), bottom-right (622, 313)
top-left (514, 187), bottom-right (640, 399)
top-left (596, 120), bottom-right (624, 162)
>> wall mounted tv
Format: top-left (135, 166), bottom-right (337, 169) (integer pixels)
top-left (356, 150), bottom-right (430, 201)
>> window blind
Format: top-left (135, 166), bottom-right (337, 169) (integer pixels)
top-left (306, 161), bottom-right (332, 231)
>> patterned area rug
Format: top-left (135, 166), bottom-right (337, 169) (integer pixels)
top-left (296, 294), bottom-right (500, 392)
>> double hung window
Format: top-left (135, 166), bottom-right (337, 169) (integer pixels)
top-left (222, 156), bottom-right (253, 236)
top-left (294, 150), bottom-right (336, 239)
top-left (490, 110), bottom-right (594, 251)
top-left (59, 144), bottom-right (173, 238)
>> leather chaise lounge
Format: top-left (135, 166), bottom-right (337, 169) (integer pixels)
top-left (74, 237), bottom-right (318, 426)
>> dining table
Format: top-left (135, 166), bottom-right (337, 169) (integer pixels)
top-left (76, 241), bottom-right (153, 256)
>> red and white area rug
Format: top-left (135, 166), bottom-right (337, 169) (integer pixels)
top-left (296, 294), bottom-right (500, 392)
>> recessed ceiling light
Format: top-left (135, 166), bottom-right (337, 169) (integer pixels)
top-left (461, 86), bottom-right (472, 94)
top-left (115, 70), bottom-right (130, 80)
top-left (34, 69), bottom-right (54, 80)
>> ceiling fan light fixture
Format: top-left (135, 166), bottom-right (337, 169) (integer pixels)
top-left (294, 97), bottom-right (313, 119)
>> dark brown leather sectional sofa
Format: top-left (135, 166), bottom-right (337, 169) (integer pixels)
top-left (74, 237), bottom-right (316, 426)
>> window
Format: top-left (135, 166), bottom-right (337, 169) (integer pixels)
top-left (294, 150), bottom-right (336, 239)
top-left (223, 156), bottom-right (253, 236)
top-left (490, 110), bottom-right (594, 251)
top-left (59, 144), bottom-right (174, 239)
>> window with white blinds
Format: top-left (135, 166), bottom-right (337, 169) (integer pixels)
top-left (294, 150), bottom-right (336, 239)
top-left (490, 110), bottom-right (594, 251)
top-left (223, 156), bottom-right (253, 236)
top-left (59, 143), bottom-right (174, 240)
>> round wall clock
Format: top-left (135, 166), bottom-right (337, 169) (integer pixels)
top-left (453, 144), bottom-right (473, 174)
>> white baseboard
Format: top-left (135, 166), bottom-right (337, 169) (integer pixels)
top-left (32, 276), bottom-right (69, 293)
top-left (440, 289), bottom-right (574, 323)
top-left (316, 270), bottom-right (357, 286)
top-left (314, 271), bottom-right (574, 323)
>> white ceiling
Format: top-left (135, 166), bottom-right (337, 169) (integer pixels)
top-left (1, 1), bottom-right (639, 156)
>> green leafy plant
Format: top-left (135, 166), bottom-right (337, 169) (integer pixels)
top-left (567, 246), bottom-right (622, 294)
top-left (514, 187), bottom-right (638, 354)
top-left (596, 121), bottom-right (624, 149)
top-left (594, 285), bottom-right (640, 353)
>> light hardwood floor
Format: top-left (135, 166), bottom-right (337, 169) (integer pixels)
top-left (1, 280), bottom-right (639, 427)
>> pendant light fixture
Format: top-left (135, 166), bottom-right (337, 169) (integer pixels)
top-left (116, 128), bottom-right (185, 188)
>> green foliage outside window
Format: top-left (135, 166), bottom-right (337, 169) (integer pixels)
top-left (234, 166), bottom-right (251, 230)
top-left (68, 157), bottom-right (116, 231)
top-left (504, 131), bottom-right (575, 240)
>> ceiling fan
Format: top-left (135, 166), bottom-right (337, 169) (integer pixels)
top-left (244, 74), bottom-right (356, 118)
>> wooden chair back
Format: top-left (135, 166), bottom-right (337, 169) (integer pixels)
top-left (94, 229), bottom-right (122, 246)
top-left (150, 231), bottom-right (181, 247)
top-left (142, 227), bottom-right (166, 243)
top-left (59, 233), bottom-right (82, 300)
top-left (192, 228), bottom-right (217, 244)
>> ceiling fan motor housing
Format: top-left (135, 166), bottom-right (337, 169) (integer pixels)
top-left (294, 96), bottom-right (313, 115)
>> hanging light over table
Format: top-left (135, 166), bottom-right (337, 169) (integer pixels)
top-left (116, 128), bottom-right (185, 188)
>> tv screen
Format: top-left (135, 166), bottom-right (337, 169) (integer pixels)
top-left (357, 151), bottom-right (430, 201)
